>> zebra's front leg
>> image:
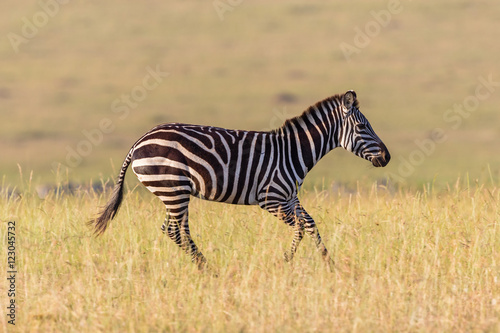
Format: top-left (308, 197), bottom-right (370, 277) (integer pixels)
top-left (284, 222), bottom-right (304, 263)
top-left (295, 204), bottom-right (335, 271)
top-left (261, 199), bottom-right (306, 263)
top-left (161, 210), bottom-right (207, 270)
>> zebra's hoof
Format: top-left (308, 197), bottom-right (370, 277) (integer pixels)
top-left (325, 258), bottom-right (335, 272)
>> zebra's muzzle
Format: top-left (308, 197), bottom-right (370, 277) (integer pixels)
top-left (371, 148), bottom-right (390, 167)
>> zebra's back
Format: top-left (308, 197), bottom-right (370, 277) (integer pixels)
top-left (130, 123), bottom-right (279, 205)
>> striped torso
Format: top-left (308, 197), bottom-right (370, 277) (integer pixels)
top-left (131, 123), bottom-right (305, 206)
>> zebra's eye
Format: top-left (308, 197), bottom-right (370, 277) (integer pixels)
top-left (357, 124), bottom-right (366, 130)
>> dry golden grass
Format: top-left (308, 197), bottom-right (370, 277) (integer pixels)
top-left (2, 179), bottom-right (499, 332)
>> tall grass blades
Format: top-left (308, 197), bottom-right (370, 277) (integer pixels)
top-left (1, 180), bottom-right (498, 332)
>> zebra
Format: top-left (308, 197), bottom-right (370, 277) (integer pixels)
top-left (89, 90), bottom-right (390, 270)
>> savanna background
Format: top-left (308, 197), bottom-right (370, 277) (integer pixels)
top-left (1, 0), bottom-right (499, 332)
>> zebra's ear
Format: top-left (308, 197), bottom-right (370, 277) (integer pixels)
top-left (343, 90), bottom-right (357, 110)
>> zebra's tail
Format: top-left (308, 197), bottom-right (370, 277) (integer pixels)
top-left (89, 147), bottom-right (134, 236)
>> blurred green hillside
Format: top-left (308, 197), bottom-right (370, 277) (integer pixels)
top-left (1, 0), bottom-right (499, 189)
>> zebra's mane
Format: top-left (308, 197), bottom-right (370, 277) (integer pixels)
top-left (271, 93), bottom-right (359, 134)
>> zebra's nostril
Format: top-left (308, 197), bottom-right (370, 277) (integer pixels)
top-left (383, 150), bottom-right (391, 163)
top-left (371, 148), bottom-right (390, 167)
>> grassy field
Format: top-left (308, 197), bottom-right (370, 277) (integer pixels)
top-left (1, 1), bottom-right (500, 332)
top-left (1, 179), bottom-right (499, 332)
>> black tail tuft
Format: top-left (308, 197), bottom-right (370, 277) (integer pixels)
top-left (88, 147), bottom-right (133, 236)
top-left (88, 182), bottom-right (124, 235)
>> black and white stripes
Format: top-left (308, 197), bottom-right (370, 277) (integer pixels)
top-left (90, 90), bottom-right (390, 269)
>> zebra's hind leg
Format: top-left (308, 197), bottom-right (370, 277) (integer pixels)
top-left (161, 207), bottom-right (207, 270)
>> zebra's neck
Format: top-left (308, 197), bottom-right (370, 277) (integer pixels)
top-left (272, 95), bottom-right (343, 180)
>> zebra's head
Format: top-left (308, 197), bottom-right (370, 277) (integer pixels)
top-left (338, 90), bottom-right (390, 167)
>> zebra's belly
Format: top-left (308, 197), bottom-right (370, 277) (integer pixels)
top-left (192, 180), bottom-right (260, 205)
